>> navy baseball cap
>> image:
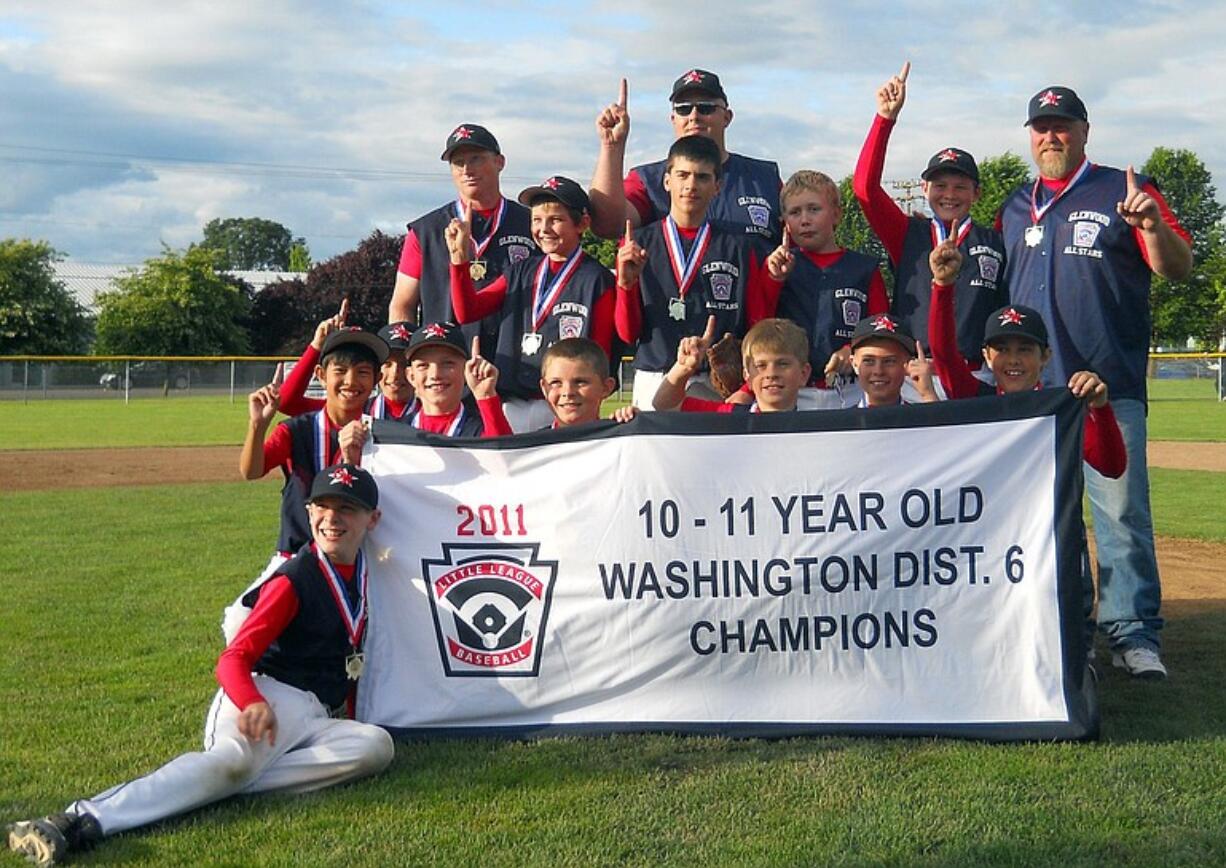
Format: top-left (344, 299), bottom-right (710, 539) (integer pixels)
top-left (670, 68), bottom-right (727, 102)
top-left (517, 175), bottom-right (591, 214)
top-left (1026, 86), bottom-right (1088, 125)
top-left (378, 321), bottom-right (416, 351)
top-left (440, 124), bottom-right (501, 160)
top-left (309, 462), bottom-right (378, 511)
top-left (407, 322), bottom-right (468, 361)
top-left (320, 327), bottom-right (389, 364)
top-left (921, 147), bottom-right (980, 184)
top-left (982, 304), bottom-right (1049, 349)
top-left (850, 314), bottom-right (917, 356)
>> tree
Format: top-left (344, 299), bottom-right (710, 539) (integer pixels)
top-left (0, 239), bottom-right (92, 354)
top-left (247, 277), bottom-right (309, 355)
top-left (288, 239), bottom-right (312, 272)
top-left (199, 217), bottom-right (295, 270)
top-left (302, 230), bottom-right (403, 333)
top-left (1142, 147), bottom-right (1226, 345)
top-left (835, 175), bottom-right (893, 294)
top-left (970, 153), bottom-right (1032, 227)
top-left (580, 229), bottom-right (617, 269)
top-left (94, 246), bottom-right (250, 357)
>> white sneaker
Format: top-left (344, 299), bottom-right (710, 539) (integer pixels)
top-left (1111, 646), bottom-right (1168, 680)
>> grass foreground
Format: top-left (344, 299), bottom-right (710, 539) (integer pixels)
top-left (1, 481), bottom-right (1225, 866)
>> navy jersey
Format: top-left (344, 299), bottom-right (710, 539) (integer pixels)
top-left (893, 217), bottom-right (1007, 359)
top-left (633, 153), bottom-right (782, 243)
top-left (632, 221), bottom-right (767, 372)
top-left (410, 198), bottom-right (535, 353)
top-left (491, 253), bottom-right (615, 400)
top-left (276, 411), bottom-right (341, 555)
top-left (244, 544), bottom-right (358, 710)
top-left (776, 250), bottom-right (880, 378)
top-left (1000, 165), bottom-right (1161, 401)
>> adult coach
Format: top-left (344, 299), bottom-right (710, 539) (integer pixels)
top-left (588, 70), bottom-right (782, 243)
top-left (999, 86), bottom-right (1192, 679)
top-left (389, 124), bottom-right (535, 350)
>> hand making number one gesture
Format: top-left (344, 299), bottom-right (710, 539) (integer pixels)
top-left (464, 335), bottom-right (499, 399)
top-left (617, 219), bottom-right (648, 288)
top-left (767, 226), bottom-right (795, 280)
top-left (876, 60), bottom-right (910, 121)
top-left (1116, 165), bottom-right (1161, 231)
top-left (596, 77), bottom-right (630, 148)
top-left (445, 200), bottom-right (474, 265)
top-left (249, 363), bottom-right (284, 425)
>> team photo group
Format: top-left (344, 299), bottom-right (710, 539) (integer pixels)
top-left (8, 62), bottom-right (1193, 866)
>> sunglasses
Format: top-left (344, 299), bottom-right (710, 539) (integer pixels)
top-left (672, 102), bottom-right (723, 117)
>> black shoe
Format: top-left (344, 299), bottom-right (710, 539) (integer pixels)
top-left (7, 812), bottom-right (101, 866)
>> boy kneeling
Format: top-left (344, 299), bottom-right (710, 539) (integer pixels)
top-left (8, 464), bottom-right (394, 867)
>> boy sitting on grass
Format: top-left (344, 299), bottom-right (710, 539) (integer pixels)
top-left (7, 464), bottom-right (394, 867)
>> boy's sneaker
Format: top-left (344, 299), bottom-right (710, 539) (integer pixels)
top-left (1111, 646), bottom-right (1168, 680)
top-left (7, 812), bottom-right (101, 866)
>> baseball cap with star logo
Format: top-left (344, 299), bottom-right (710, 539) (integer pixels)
top-left (982, 304), bottom-right (1049, 348)
top-left (320, 327), bottom-right (390, 365)
top-left (378, 321), bottom-right (416, 351)
top-left (407, 321), bottom-right (469, 361)
top-left (921, 146), bottom-right (980, 184)
top-left (517, 175), bottom-right (591, 214)
top-left (308, 462), bottom-right (379, 511)
top-left (669, 68), bottom-right (727, 103)
top-left (850, 313), bottom-right (917, 355)
top-left (1025, 86), bottom-right (1088, 125)
top-left (440, 123), bottom-right (502, 160)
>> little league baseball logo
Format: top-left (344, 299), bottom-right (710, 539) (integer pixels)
top-left (507, 244), bottom-right (532, 264)
top-left (422, 543), bottom-right (558, 677)
top-left (746, 204), bottom-right (770, 228)
top-left (558, 314), bottom-right (585, 339)
top-left (709, 272), bottom-right (734, 302)
top-left (841, 299), bottom-right (862, 327)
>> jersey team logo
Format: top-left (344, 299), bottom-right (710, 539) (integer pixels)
top-left (507, 244), bottom-right (531, 263)
top-left (558, 315), bottom-right (585, 339)
top-left (423, 543), bottom-right (558, 677)
top-left (841, 299), bottom-right (862, 327)
top-left (978, 255), bottom-right (1000, 283)
top-left (1073, 221), bottom-right (1101, 248)
top-left (746, 204), bottom-right (770, 228)
top-left (709, 272), bottom-right (734, 302)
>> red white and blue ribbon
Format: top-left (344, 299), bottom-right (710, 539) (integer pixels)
top-left (1030, 158), bottom-right (1092, 224)
top-left (662, 216), bottom-right (712, 299)
top-left (930, 216), bottom-right (973, 248)
top-left (313, 543), bottom-right (368, 649)
top-left (530, 248), bottom-right (584, 331)
top-left (456, 196), bottom-right (506, 262)
top-left (313, 409), bottom-right (335, 471)
top-left (409, 403), bottom-right (466, 437)
top-left (368, 393), bottom-right (419, 421)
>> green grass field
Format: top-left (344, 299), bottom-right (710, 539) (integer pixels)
top-left (1, 386), bottom-right (1224, 865)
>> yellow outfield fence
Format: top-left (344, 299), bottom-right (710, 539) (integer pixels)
top-left (0, 352), bottom-right (1223, 403)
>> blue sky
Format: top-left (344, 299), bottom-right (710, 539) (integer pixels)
top-left (2, 1), bottom-right (1223, 265)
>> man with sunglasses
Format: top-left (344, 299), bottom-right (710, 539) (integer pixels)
top-left (589, 69), bottom-right (782, 244)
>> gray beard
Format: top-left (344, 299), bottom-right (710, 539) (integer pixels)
top-left (1037, 150), bottom-right (1076, 180)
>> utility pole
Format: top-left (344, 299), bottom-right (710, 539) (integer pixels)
top-left (889, 179), bottom-right (926, 217)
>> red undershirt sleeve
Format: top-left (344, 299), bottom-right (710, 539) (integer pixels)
top-left (867, 268), bottom-right (890, 314)
top-left (450, 263), bottom-right (508, 323)
top-left (928, 282), bottom-right (984, 399)
top-left (260, 422), bottom-right (294, 477)
top-left (746, 249), bottom-right (783, 325)
top-left (477, 396), bottom-right (514, 437)
top-left (853, 114), bottom-right (911, 264)
top-left (614, 281), bottom-right (643, 344)
top-left (679, 396), bottom-right (727, 413)
top-left (589, 286), bottom-right (616, 357)
top-left (216, 575), bottom-right (300, 710)
top-left (397, 228), bottom-right (423, 279)
top-left (623, 169), bottom-right (653, 224)
top-left (278, 345), bottom-right (324, 416)
top-left (1084, 403), bottom-right (1127, 478)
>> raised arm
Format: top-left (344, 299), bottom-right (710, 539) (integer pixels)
top-left (588, 78), bottom-right (640, 239)
top-left (852, 62), bottom-right (913, 263)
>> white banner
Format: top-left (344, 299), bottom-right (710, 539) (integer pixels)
top-left (357, 391), bottom-right (1095, 740)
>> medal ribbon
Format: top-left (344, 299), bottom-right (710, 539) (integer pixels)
top-left (929, 217), bottom-right (973, 248)
top-left (662, 216), bottom-right (712, 299)
top-left (530, 249), bottom-right (584, 331)
top-left (312, 410), bottom-right (335, 472)
top-left (367, 393), bottom-right (418, 421)
top-left (313, 543), bottom-right (367, 648)
top-left (410, 403), bottom-right (466, 437)
top-left (455, 196), bottom-right (506, 261)
top-left (1029, 158), bottom-right (1092, 224)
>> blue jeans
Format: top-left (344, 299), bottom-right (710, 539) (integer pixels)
top-left (1084, 397), bottom-right (1163, 651)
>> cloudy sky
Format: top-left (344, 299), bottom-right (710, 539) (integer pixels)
top-left (2, 1), bottom-right (1224, 265)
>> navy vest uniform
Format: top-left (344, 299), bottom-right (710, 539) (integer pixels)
top-left (893, 217), bottom-right (1008, 361)
top-left (410, 199), bottom-right (535, 354)
top-left (243, 545), bottom-right (357, 711)
top-left (277, 412), bottom-right (341, 555)
top-left (490, 253), bottom-right (615, 400)
top-left (1000, 165), bottom-right (1157, 402)
top-left (633, 153), bottom-right (783, 243)
top-left (632, 221), bottom-right (766, 373)
top-left (776, 250), bottom-right (880, 379)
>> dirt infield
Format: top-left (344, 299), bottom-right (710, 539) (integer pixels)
top-left (4, 441), bottom-right (1224, 604)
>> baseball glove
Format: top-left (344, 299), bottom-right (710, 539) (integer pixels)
top-left (706, 333), bottom-right (744, 399)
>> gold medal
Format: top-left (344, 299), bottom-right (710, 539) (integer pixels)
top-left (469, 260), bottom-right (488, 281)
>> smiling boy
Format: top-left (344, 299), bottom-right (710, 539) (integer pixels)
top-left (448, 175), bottom-right (616, 432)
top-left (847, 313), bottom-right (938, 408)
top-left (853, 62), bottom-right (1007, 365)
top-left (398, 322), bottom-right (512, 438)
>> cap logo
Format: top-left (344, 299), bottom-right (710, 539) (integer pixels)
top-left (389, 323), bottom-right (412, 342)
top-left (423, 323), bottom-right (448, 339)
top-left (329, 466), bottom-right (356, 488)
top-left (452, 125), bottom-right (472, 140)
top-left (998, 308), bottom-right (1026, 326)
top-left (871, 315), bottom-right (897, 332)
top-left (1038, 90), bottom-right (1062, 107)
top-left (543, 177), bottom-right (560, 189)
top-left (938, 149), bottom-right (960, 162)
top-left (683, 70), bottom-right (703, 85)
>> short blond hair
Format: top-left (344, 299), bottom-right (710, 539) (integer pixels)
top-left (780, 170), bottom-right (841, 211)
top-left (742, 318), bottom-right (809, 368)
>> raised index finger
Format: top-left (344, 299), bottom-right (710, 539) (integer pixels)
top-left (338, 297), bottom-right (349, 324)
top-left (782, 225), bottom-right (791, 249)
top-left (624, 219), bottom-right (634, 245)
top-left (701, 315), bottom-right (717, 344)
top-left (898, 60), bottom-right (910, 82)
top-left (1126, 164), bottom-right (1138, 194)
top-left (272, 362), bottom-right (284, 386)
top-left (618, 77), bottom-right (628, 109)
top-left (470, 335), bottom-right (481, 359)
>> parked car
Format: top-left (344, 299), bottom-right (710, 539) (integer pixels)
top-left (100, 363), bottom-right (189, 390)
